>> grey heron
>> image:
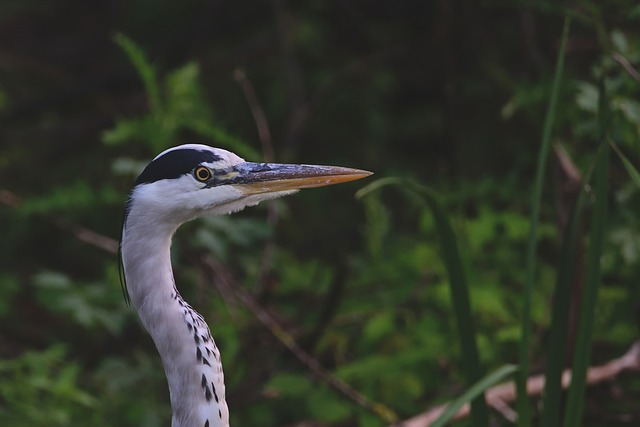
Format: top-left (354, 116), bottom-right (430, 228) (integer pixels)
top-left (119, 144), bottom-right (371, 427)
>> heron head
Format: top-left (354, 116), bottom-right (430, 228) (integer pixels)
top-left (123, 144), bottom-right (372, 229)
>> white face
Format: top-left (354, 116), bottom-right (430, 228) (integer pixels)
top-left (128, 145), bottom-right (294, 227)
top-left (131, 174), bottom-right (297, 223)
top-left (124, 144), bottom-right (371, 231)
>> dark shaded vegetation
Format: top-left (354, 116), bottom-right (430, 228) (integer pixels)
top-left (1, 1), bottom-right (640, 426)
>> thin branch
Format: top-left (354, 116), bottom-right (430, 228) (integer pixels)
top-left (232, 67), bottom-right (280, 299)
top-left (2, 187), bottom-right (395, 422)
top-left (6, 186), bottom-right (640, 426)
top-left (0, 189), bottom-right (21, 208)
top-left (553, 143), bottom-right (585, 365)
top-left (200, 254), bottom-right (398, 424)
top-left (394, 340), bottom-right (640, 427)
top-left (612, 52), bottom-right (640, 82)
top-left (51, 216), bottom-right (119, 254)
top-left (0, 188), bottom-right (119, 254)
top-left (233, 68), bottom-right (275, 162)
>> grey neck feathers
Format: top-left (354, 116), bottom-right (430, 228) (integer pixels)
top-left (121, 215), bottom-right (230, 427)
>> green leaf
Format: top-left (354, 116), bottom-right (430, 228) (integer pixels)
top-left (113, 33), bottom-right (162, 113)
top-left (562, 148), bottom-right (609, 427)
top-left (562, 78), bottom-right (611, 427)
top-left (539, 170), bottom-right (587, 427)
top-left (266, 373), bottom-right (313, 397)
top-left (32, 271), bottom-right (71, 289)
top-left (102, 117), bottom-right (152, 146)
top-left (32, 271), bottom-right (129, 335)
top-left (307, 387), bottom-right (352, 423)
top-left (0, 345), bottom-right (98, 426)
top-left (0, 274), bottom-right (19, 315)
top-left (357, 178), bottom-right (490, 427)
top-left (417, 186), bottom-right (490, 427)
top-left (614, 98), bottom-right (640, 124)
top-left (518, 17), bottom-right (571, 427)
top-left (111, 157), bottom-right (147, 177)
top-left (363, 311), bottom-right (395, 343)
top-left (431, 365), bottom-right (518, 427)
top-left (610, 29), bottom-right (629, 54)
top-left (575, 82), bottom-right (598, 113)
top-left (610, 139), bottom-right (640, 188)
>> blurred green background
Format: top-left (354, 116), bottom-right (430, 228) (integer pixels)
top-left (1, 1), bottom-right (639, 426)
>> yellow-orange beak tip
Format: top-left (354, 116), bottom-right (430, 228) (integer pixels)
top-left (231, 163), bottom-right (373, 193)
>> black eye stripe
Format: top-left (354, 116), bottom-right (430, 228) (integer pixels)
top-left (134, 149), bottom-right (222, 185)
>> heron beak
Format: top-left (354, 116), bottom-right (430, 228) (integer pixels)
top-left (230, 162), bottom-right (373, 194)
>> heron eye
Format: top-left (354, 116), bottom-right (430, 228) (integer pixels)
top-left (194, 166), bottom-right (212, 182)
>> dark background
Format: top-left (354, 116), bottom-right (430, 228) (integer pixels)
top-left (1, 1), bottom-right (639, 426)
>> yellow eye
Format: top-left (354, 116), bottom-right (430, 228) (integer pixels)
top-left (194, 166), bottom-right (212, 182)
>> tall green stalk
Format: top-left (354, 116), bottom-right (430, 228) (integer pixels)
top-left (538, 180), bottom-right (587, 426)
top-left (431, 365), bottom-right (518, 427)
top-left (113, 33), bottom-right (162, 114)
top-left (356, 179), bottom-right (489, 426)
top-left (416, 186), bottom-right (489, 427)
top-left (562, 83), bottom-right (610, 427)
top-left (517, 17), bottom-right (571, 427)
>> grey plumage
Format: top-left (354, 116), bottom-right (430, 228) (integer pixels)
top-left (120, 144), bottom-right (371, 426)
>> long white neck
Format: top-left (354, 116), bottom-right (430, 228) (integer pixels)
top-left (121, 213), bottom-right (230, 427)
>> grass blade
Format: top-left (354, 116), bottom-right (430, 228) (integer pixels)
top-left (609, 138), bottom-right (640, 189)
top-left (561, 144), bottom-right (608, 427)
top-left (517, 16), bottom-right (571, 427)
top-left (357, 179), bottom-right (489, 426)
top-left (562, 83), bottom-right (610, 427)
top-left (431, 365), bottom-right (518, 427)
top-left (413, 185), bottom-right (490, 426)
top-left (538, 174), bottom-right (587, 426)
top-left (114, 33), bottom-right (162, 113)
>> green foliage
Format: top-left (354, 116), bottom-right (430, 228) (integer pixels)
top-left (0, 274), bottom-right (19, 316)
top-left (519, 17), bottom-right (572, 426)
top-left (1, 2), bottom-right (640, 427)
top-left (195, 215), bottom-right (272, 261)
top-left (113, 33), bottom-right (161, 113)
top-left (0, 346), bottom-right (96, 426)
top-left (540, 164), bottom-right (586, 427)
top-left (564, 111), bottom-right (610, 427)
top-left (105, 34), bottom-right (257, 159)
top-left (610, 141), bottom-right (640, 188)
top-left (432, 365), bottom-right (519, 427)
top-left (19, 181), bottom-right (121, 216)
top-left (32, 270), bottom-right (129, 335)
